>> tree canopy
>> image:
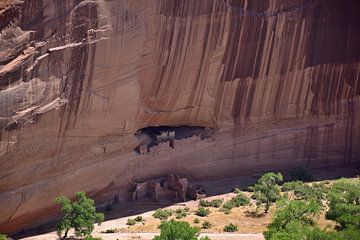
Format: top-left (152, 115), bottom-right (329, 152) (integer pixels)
top-left (55, 191), bottom-right (104, 239)
top-left (252, 172), bottom-right (283, 213)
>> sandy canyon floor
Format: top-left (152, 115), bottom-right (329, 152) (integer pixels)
top-left (19, 166), bottom-right (359, 240)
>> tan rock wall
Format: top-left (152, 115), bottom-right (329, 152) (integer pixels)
top-left (0, 0), bottom-right (359, 233)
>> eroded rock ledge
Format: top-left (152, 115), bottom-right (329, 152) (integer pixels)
top-left (0, 0), bottom-right (359, 233)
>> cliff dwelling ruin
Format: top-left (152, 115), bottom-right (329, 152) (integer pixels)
top-left (131, 174), bottom-right (206, 203)
top-left (134, 126), bottom-right (214, 155)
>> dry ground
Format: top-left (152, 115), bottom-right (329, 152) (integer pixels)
top-left (19, 166), bottom-right (358, 240)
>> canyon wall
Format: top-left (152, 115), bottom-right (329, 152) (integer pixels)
top-left (0, 0), bottom-right (360, 233)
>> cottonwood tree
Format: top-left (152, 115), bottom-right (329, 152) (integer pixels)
top-left (153, 220), bottom-right (210, 240)
top-left (55, 191), bottom-right (104, 239)
top-left (326, 179), bottom-right (360, 229)
top-left (252, 172), bottom-right (283, 213)
top-left (264, 198), bottom-right (321, 240)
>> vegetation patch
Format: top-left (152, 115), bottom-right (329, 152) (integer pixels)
top-left (101, 228), bottom-right (119, 233)
top-left (252, 172), bottom-right (283, 213)
top-left (223, 223), bottom-right (238, 232)
top-left (154, 220), bottom-right (210, 240)
top-left (153, 209), bottom-right (173, 220)
top-left (202, 221), bottom-right (212, 229)
top-left (196, 207), bottom-right (210, 217)
top-left (55, 191), bottom-right (104, 239)
top-left (199, 199), bottom-right (223, 208)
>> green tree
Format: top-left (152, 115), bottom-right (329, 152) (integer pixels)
top-left (282, 181), bottom-right (328, 205)
top-left (252, 172), bottom-right (283, 213)
top-left (326, 179), bottom-right (360, 229)
top-left (153, 220), bottom-right (200, 240)
top-left (264, 198), bottom-right (321, 240)
top-left (55, 191), bottom-right (104, 239)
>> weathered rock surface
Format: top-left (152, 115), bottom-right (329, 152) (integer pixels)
top-left (0, 0), bottom-right (359, 233)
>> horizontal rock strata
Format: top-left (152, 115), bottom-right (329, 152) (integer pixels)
top-left (0, 0), bottom-right (359, 233)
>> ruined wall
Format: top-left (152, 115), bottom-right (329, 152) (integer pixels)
top-left (0, 0), bottom-right (359, 233)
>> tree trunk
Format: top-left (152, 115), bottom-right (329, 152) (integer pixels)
top-left (63, 229), bottom-right (69, 239)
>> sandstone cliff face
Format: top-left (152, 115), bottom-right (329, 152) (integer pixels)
top-left (0, 0), bottom-right (359, 233)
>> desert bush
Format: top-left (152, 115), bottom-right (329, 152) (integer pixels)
top-left (175, 208), bottom-right (188, 219)
top-left (199, 199), bottom-right (223, 208)
top-left (153, 220), bottom-right (200, 240)
top-left (202, 221), bottom-right (212, 229)
top-left (153, 209), bottom-right (173, 220)
top-left (220, 192), bottom-right (249, 213)
top-left (135, 216), bottom-right (144, 222)
top-left (223, 223), bottom-right (238, 232)
top-left (233, 187), bottom-right (241, 194)
top-left (282, 181), bottom-right (303, 191)
top-left (232, 192), bottom-right (250, 207)
top-left (102, 228), bottom-right (119, 233)
top-left (127, 218), bottom-right (136, 226)
top-left (84, 236), bottom-right (102, 240)
top-left (199, 236), bottom-right (211, 240)
top-left (193, 218), bottom-right (200, 224)
top-left (196, 207), bottom-right (210, 217)
top-left (290, 167), bottom-right (312, 182)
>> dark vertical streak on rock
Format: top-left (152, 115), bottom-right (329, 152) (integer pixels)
top-left (58, 2), bottom-right (99, 132)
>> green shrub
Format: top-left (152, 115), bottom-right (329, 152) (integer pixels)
top-left (102, 228), bottom-right (119, 233)
top-left (326, 179), bottom-right (360, 229)
top-left (176, 213), bottom-right (186, 219)
top-left (233, 187), bottom-right (241, 194)
top-left (290, 167), bottom-right (312, 182)
top-left (175, 208), bottom-right (188, 219)
top-left (135, 216), bottom-right (144, 222)
top-left (220, 192), bottom-right (249, 213)
top-left (222, 200), bottom-right (235, 209)
top-left (153, 209), bottom-right (173, 220)
top-left (193, 218), bottom-right (200, 224)
top-left (296, 183), bottom-right (328, 204)
top-left (210, 199), bottom-right (224, 208)
top-left (84, 236), bottom-right (102, 240)
top-left (232, 192), bottom-right (250, 207)
top-left (221, 208), bottom-right (232, 214)
top-left (0, 234), bottom-right (7, 240)
top-left (199, 199), bottom-right (223, 208)
top-left (282, 181), bottom-right (328, 205)
top-left (127, 218), bottom-right (136, 226)
top-left (153, 220), bottom-right (200, 240)
top-left (202, 221), bottom-right (212, 229)
top-left (282, 181), bottom-right (303, 191)
top-left (196, 207), bottom-right (210, 217)
top-left (199, 237), bottom-right (211, 240)
top-left (223, 223), bottom-right (238, 232)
